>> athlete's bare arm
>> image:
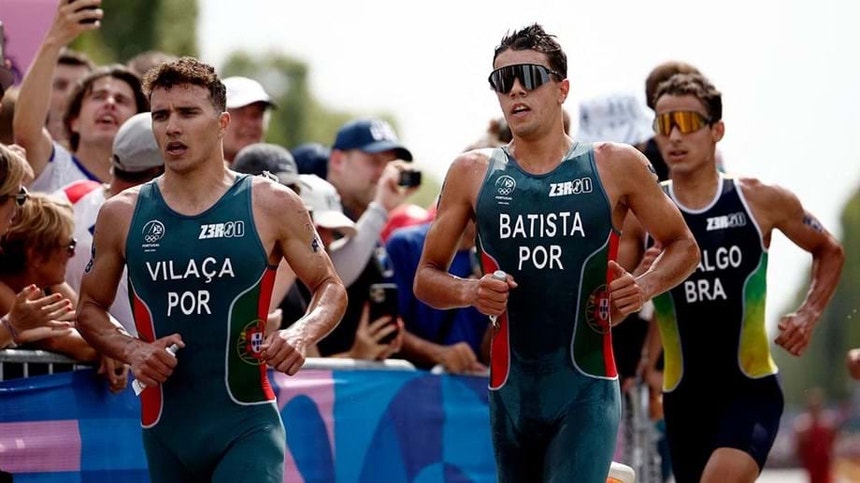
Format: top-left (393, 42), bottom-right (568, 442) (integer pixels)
top-left (739, 178), bottom-right (845, 356)
top-left (77, 188), bottom-right (184, 388)
top-left (414, 151), bottom-right (514, 318)
top-left (595, 142), bottom-right (700, 319)
top-left (252, 178), bottom-right (347, 374)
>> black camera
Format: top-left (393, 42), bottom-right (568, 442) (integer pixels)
top-left (398, 169), bottom-right (422, 187)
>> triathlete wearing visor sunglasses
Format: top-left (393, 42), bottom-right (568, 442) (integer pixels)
top-left (488, 63), bottom-right (562, 94)
top-left (652, 111), bottom-right (711, 136)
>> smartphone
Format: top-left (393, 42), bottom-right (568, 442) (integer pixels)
top-left (69, 0), bottom-right (99, 24)
top-left (368, 283), bottom-right (399, 344)
top-left (398, 169), bottom-right (422, 187)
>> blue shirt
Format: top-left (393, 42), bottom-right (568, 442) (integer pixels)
top-left (386, 222), bottom-right (488, 361)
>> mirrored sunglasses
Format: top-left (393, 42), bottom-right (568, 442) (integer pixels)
top-left (652, 111), bottom-right (711, 136)
top-left (488, 63), bottom-right (561, 94)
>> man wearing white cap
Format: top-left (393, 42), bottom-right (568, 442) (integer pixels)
top-left (54, 112), bottom-right (164, 336)
top-left (222, 76), bottom-right (275, 164)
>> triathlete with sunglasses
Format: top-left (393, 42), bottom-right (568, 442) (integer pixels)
top-left (414, 23), bottom-right (700, 483)
top-left (628, 73), bottom-right (844, 483)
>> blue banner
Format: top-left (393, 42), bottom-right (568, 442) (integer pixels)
top-left (0, 368), bottom-right (496, 482)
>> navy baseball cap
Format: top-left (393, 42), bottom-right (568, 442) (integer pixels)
top-left (292, 142), bottom-right (331, 179)
top-left (332, 119), bottom-right (413, 161)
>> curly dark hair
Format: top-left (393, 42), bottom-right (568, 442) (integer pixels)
top-left (492, 23), bottom-right (567, 79)
top-left (142, 57), bottom-right (226, 113)
top-left (653, 73), bottom-right (722, 123)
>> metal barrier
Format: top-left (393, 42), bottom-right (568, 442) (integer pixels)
top-left (0, 349), bottom-right (92, 381)
top-left (0, 348), bottom-right (416, 381)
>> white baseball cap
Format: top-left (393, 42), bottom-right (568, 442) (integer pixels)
top-left (223, 76), bottom-right (276, 110)
top-left (299, 174), bottom-right (356, 238)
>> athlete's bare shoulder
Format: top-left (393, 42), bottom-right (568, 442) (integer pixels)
top-left (592, 141), bottom-right (655, 176)
top-left (736, 175), bottom-right (798, 211)
top-left (438, 147), bottom-right (496, 205)
top-left (100, 184), bottom-right (142, 220)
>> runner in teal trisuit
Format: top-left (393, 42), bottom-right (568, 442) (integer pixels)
top-left (76, 57), bottom-right (347, 483)
top-left (414, 24), bottom-right (700, 483)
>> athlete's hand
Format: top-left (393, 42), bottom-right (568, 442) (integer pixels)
top-left (127, 335), bottom-right (184, 388)
top-left (471, 272), bottom-right (516, 317)
top-left (608, 260), bottom-right (645, 323)
top-left (774, 311), bottom-right (816, 356)
top-left (262, 329), bottom-right (307, 376)
top-left (98, 355), bottom-right (129, 394)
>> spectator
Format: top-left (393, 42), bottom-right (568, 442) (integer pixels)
top-left (48, 48), bottom-right (95, 146)
top-left (53, 112), bottom-right (164, 335)
top-left (14, 0), bottom-right (148, 193)
top-left (126, 50), bottom-right (178, 79)
top-left (0, 144), bottom-right (75, 350)
top-left (222, 76), bottom-right (275, 164)
top-left (0, 86), bottom-right (17, 145)
top-left (0, 191), bottom-right (97, 363)
top-left (321, 118), bottom-right (417, 357)
top-left (292, 141), bottom-right (330, 179)
top-left (794, 388), bottom-right (841, 483)
top-left (384, 121), bottom-right (511, 373)
top-left (233, 142), bottom-right (301, 192)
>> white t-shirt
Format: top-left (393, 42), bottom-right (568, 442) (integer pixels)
top-left (53, 180), bottom-right (137, 335)
top-left (31, 143), bottom-right (101, 194)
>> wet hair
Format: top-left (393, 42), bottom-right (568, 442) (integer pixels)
top-left (0, 192), bottom-right (74, 274)
top-left (645, 61), bottom-right (701, 110)
top-left (142, 57), bottom-right (226, 113)
top-left (653, 73), bottom-right (722, 123)
top-left (492, 23), bottom-right (567, 79)
top-left (0, 144), bottom-right (30, 199)
top-left (63, 64), bottom-right (149, 151)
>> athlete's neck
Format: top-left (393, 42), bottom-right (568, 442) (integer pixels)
top-left (159, 160), bottom-right (236, 216)
top-left (670, 166), bottom-right (721, 210)
top-left (508, 132), bottom-right (573, 175)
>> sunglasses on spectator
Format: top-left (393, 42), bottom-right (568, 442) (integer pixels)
top-left (0, 186), bottom-right (29, 207)
top-left (62, 238), bottom-right (77, 256)
top-left (652, 111), bottom-right (712, 136)
top-left (488, 64), bottom-right (562, 94)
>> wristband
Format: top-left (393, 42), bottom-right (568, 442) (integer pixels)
top-left (1, 315), bottom-right (21, 345)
